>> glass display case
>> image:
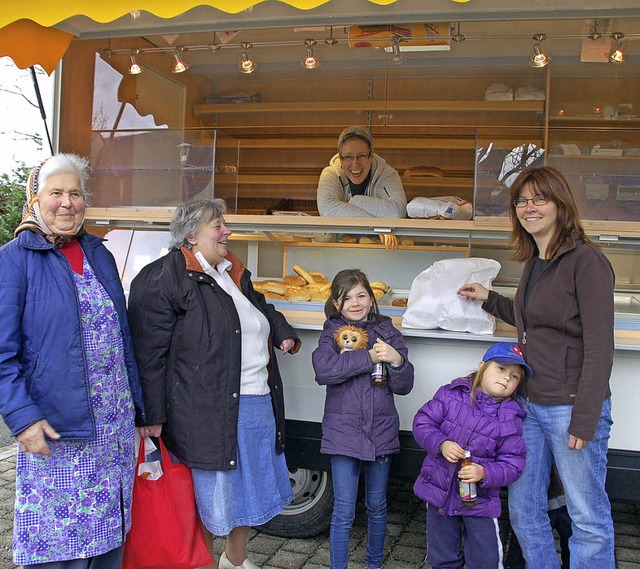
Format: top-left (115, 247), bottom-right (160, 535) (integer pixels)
top-left (89, 129), bottom-right (239, 208)
top-left (87, 215), bottom-right (640, 330)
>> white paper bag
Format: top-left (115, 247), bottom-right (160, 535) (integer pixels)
top-left (402, 258), bottom-right (501, 334)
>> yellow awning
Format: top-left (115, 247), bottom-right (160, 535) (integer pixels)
top-left (1, 0), bottom-right (401, 29)
top-left (0, 0), bottom-right (470, 72)
top-left (0, 19), bottom-right (73, 74)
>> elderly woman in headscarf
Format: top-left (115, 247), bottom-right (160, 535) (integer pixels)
top-left (128, 199), bottom-right (300, 569)
top-left (0, 154), bottom-right (144, 568)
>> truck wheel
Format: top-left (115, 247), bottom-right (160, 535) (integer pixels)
top-left (260, 467), bottom-right (333, 538)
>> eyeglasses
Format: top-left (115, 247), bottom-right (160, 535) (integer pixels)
top-left (513, 195), bottom-right (549, 208)
top-left (339, 153), bottom-right (371, 163)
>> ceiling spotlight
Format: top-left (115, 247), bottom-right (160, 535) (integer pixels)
top-left (209, 33), bottom-right (219, 51)
top-left (172, 48), bottom-right (189, 73)
top-left (302, 39), bottom-right (320, 69)
top-left (610, 32), bottom-right (625, 64)
top-left (451, 22), bottom-right (465, 43)
top-left (128, 50), bottom-right (142, 75)
top-left (389, 36), bottom-right (406, 65)
top-left (529, 33), bottom-right (550, 68)
top-left (238, 42), bottom-right (257, 74)
top-left (325, 26), bottom-right (338, 47)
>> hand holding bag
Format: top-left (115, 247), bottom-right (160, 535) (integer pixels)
top-left (121, 437), bottom-right (213, 569)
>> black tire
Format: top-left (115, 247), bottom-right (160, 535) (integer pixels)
top-left (260, 467), bottom-right (333, 538)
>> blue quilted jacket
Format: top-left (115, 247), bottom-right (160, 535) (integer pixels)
top-left (413, 377), bottom-right (526, 518)
top-left (0, 230), bottom-right (144, 438)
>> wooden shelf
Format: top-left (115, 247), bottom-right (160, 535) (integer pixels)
top-left (84, 209), bottom-right (640, 241)
top-left (194, 100), bottom-right (544, 117)
top-left (216, 136), bottom-right (541, 151)
top-left (549, 154), bottom-right (640, 161)
top-left (550, 115), bottom-right (640, 125)
top-left (235, 173), bottom-right (472, 189)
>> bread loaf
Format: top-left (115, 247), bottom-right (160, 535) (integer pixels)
top-left (292, 264), bottom-right (316, 285)
top-left (283, 275), bottom-right (307, 286)
top-left (403, 166), bottom-right (444, 178)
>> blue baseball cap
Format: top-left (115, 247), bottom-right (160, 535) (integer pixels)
top-left (483, 342), bottom-right (532, 379)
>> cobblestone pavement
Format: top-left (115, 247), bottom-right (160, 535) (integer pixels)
top-left (0, 445), bottom-right (638, 568)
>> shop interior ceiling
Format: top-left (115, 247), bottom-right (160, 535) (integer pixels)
top-left (52, 1), bottom-right (640, 74)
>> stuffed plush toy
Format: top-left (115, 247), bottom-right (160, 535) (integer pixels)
top-left (334, 325), bottom-right (369, 353)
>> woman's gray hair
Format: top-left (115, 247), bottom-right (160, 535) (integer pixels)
top-left (38, 153), bottom-right (92, 202)
top-left (170, 198), bottom-right (227, 250)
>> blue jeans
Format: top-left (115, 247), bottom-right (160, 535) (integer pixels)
top-left (508, 399), bottom-right (615, 569)
top-left (330, 455), bottom-right (391, 569)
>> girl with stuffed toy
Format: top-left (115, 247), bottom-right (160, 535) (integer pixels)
top-left (312, 268), bottom-right (414, 569)
top-left (412, 342), bottom-right (529, 569)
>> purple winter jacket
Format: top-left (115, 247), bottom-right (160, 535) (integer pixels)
top-left (413, 378), bottom-right (526, 518)
top-left (312, 314), bottom-right (414, 461)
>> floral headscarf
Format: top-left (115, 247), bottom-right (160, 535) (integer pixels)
top-left (14, 160), bottom-right (53, 237)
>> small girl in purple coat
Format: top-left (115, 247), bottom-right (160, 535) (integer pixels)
top-left (312, 268), bottom-right (414, 569)
top-left (413, 342), bottom-right (529, 569)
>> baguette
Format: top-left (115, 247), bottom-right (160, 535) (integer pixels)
top-left (259, 281), bottom-right (288, 296)
top-left (292, 263), bottom-right (315, 285)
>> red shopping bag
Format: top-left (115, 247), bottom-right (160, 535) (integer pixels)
top-left (122, 437), bottom-right (213, 569)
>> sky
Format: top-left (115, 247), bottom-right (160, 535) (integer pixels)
top-left (0, 57), bottom-right (55, 176)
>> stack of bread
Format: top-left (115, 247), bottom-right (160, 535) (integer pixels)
top-left (253, 264), bottom-right (331, 302)
top-left (253, 264), bottom-right (392, 304)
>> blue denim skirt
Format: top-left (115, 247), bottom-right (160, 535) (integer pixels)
top-left (192, 394), bottom-right (293, 536)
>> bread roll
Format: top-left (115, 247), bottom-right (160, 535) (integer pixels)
top-left (339, 235), bottom-right (357, 243)
top-left (286, 289), bottom-right (311, 302)
top-left (403, 165), bottom-right (444, 177)
top-left (372, 288), bottom-right (385, 300)
top-left (370, 282), bottom-right (389, 293)
top-left (392, 297), bottom-right (408, 307)
top-left (399, 237), bottom-right (415, 246)
top-left (283, 275), bottom-right (307, 286)
top-left (359, 236), bottom-right (378, 244)
top-left (311, 272), bottom-right (327, 284)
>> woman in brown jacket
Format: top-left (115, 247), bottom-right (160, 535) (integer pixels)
top-left (458, 167), bottom-right (615, 569)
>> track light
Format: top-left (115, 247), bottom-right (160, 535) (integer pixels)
top-left (325, 26), bottom-right (338, 47)
top-left (128, 50), bottom-right (142, 75)
top-left (301, 39), bottom-right (320, 69)
top-left (529, 33), bottom-right (550, 68)
top-left (238, 42), bottom-right (257, 73)
top-left (610, 32), bottom-right (625, 63)
top-left (451, 22), bottom-right (465, 43)
top-left (172, 48), bottom-right (189, 73)
top-left (389, 36), bottom-right (406, 65)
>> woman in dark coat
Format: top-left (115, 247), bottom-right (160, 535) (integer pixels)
top-left (128, 199), bottom-right (300, 569)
